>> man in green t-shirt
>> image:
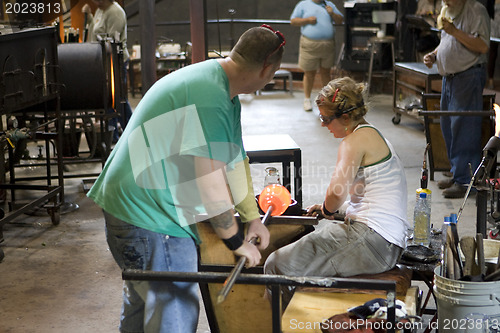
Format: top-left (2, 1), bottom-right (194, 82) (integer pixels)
top-left (87, 25), bottom-right (285, 332)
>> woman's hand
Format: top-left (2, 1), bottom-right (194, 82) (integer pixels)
top-left (305, 204), bottom-right (323, 217)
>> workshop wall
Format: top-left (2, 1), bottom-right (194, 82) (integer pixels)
top-left (126, 0), bottom-right (345, 65)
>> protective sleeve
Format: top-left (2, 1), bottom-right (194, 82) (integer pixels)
top-left (228, 157), bottom-right (261, 222)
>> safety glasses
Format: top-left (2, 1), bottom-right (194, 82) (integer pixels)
top-left (261, 24), bottom-right (286, 66)
top-left (319, 114), bottom-right (336, 125)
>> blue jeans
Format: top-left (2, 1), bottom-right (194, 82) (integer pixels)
top-left (440, 65), bottom-right (486, 185)
top-left (104, 211), bottom-right (200, 333)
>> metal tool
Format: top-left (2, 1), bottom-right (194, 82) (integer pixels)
top-left (457, 179), bottom-right (475, 223)
top-left (476, 233), bottom-right (486, 276)
top-left (449, 223), bottom-right (463, 278)
top-left (457, 136), bottom-right (500, 222)
top-left (440, 224), bottom-right (448, 277)
top-left (216, 184), bottom-right (291, 304)
top-left (83, 13), bottom-right (88, 42)
top-left (484, 268), bottom-right (500, 281)
top-left (421, 144), bottom-right (430, 189)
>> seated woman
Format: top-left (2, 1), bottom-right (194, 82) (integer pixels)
top-left (264, 77), bottom-right (409, 306)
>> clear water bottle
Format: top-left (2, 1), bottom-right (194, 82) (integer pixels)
top-left (413, 192), bottom-right (431, 246)
top-left (416, 187), bottom-right (431, 202)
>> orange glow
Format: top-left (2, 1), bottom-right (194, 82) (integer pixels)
top-left (110, 54), bottom-right (115, 109)
top-left (495, 103), bottom-right (500, 137)
top-left (258, 184), bottom-right (292, 216)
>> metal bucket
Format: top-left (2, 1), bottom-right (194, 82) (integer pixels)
top-left (434, 267), bottom-right (500, 332)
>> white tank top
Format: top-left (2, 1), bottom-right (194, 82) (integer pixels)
top-left (345, 124), bottom-right (409, 248)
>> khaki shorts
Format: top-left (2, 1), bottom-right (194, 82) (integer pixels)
top-left (298, 35), bottom-right (336, 72)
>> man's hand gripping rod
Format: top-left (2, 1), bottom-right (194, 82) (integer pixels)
top-left (216, 206), bottom-right (274, 304)
top-left (216, 184), bottom-right (291, 304)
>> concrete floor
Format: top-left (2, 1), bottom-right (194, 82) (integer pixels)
top-left (0, 86), bottom-right (494, 332)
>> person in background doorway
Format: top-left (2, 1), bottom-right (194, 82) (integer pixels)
top-left (423, 0), bottom-right (490, 198)
top-left (290, 0), bottom-right (344, 111)
top-left (414, 0), bottom-right (442, 60)
top-left (416, 0), bottom-right (442, 26)
top-left (82, 0), bottom-right (132, 143)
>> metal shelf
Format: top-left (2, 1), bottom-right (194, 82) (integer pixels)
top-left (0, 27), bottom-right (65, 259)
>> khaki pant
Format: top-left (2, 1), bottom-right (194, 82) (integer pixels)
top-left (264, 220), bottom-right (403, 307)
top-left (298, 35), bottom-right (336, 71)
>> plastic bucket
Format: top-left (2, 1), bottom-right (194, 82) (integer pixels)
top-left (433, 267), bottom-right (500, 332)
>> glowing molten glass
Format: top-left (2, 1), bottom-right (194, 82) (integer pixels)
top-left (495, 103), bottom-right (500, 137)
top-left (258, 184), bottom-right (292, 216)
top-left (110, 54), bottom-right (115, 109)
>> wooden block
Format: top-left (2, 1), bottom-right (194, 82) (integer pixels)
top-left (404, 286), bottom-right (419, 317)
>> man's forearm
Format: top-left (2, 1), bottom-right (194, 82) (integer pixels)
top-left (331, 12), bottom-right (343, 25)
top-left (291, 17), bottom-right (311, 27)
top-left (453, 29), bottom-right (489, 54)
top-left (208, 209), bottom-right (238, 237)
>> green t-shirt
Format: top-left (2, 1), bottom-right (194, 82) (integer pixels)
top-left (87, 59), bottom-right (245, 242)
